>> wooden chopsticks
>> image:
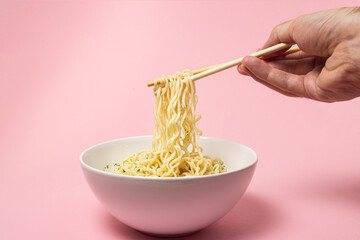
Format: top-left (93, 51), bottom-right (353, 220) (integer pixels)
top-left (147, 43), bottom-right (300, 87)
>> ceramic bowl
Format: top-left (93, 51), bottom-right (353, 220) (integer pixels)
top-left (80, 136), bottom-right (257, 237)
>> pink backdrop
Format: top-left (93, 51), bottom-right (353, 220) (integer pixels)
top-left (1, 1), bottom-right (360, 239)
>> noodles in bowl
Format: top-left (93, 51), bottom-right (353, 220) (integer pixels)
top-left (80, 136), bottom-right (257, 237)
top-left (104, 70), bottom-right (226, 177)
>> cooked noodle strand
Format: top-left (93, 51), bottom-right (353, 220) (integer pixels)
top-left (106, 70), bottom-right (226, 177)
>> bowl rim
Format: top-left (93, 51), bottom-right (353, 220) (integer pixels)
top-left (80, 135), bottom-right (258, 181)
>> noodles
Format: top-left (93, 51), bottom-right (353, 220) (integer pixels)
top-left (105, 70), bottom-right (226, 177)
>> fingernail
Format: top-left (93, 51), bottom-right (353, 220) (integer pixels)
top-left (237, 64), bottom-right (248, 75)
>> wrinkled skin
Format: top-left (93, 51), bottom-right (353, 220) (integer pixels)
top-left (238, 7), bottom-right (360, 102)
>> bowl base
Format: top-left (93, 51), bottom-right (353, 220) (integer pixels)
top-left (139, 229), bottom-right (201, 238)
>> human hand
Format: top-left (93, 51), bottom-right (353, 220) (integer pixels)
top-left (238, 7), bottom-right (360, 102)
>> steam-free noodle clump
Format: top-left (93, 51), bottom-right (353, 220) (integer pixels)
top-left (105, 70), bottom-right (226, 177)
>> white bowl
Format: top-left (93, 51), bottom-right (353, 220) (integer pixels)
top-left (80, 136), bottom-right (257, 237)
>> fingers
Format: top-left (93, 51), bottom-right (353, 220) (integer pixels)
top-left (261, 9), bottom-right (341, 57)
top-left (238, 57), bottom-right (316, 76)
top-left (267, 57), bottom-right (325, 75)
top-left (254, 19), bottom-right (298, 59)
top-left (237, 56), bottom-right (341, 102)
top-left (238, 64), bottom-right (299, 98)
top-left (264, 50), bottom-right (312, 60)
top-left (240, 56), bottom-right (309, 97)
top-left (239, 8), bottom-right (360, 102)
top-left (262, 20), bottom-right (296, 49)
top-left (237, 64), bottom-right (248, 75)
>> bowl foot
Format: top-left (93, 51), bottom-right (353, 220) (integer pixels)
top-left (138, 229), bottom-right (201, 238)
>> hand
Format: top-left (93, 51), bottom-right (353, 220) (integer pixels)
top-left (238, 7), bottom-right (360, 102)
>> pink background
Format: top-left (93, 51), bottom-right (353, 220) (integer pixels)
top-left (1, 1), bottom-right (360, 239)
